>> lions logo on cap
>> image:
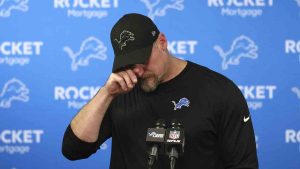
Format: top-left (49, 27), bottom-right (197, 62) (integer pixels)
top-left (114, 30), bottom-right (135, 50)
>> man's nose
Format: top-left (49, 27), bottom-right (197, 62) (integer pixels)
top-left (133, 64), bottom-right (145, 77)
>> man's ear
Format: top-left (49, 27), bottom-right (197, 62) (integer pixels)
top-left (157, 33), bottom-right (167, 51)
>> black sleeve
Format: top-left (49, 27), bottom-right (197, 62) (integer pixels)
top-left (218, 80), bottom-right (259, 169)
top-left (61, 109), bottom-right (112, 161)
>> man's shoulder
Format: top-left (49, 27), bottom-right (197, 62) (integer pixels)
top-left (187, 61), bottom-right (242, 103)
top-left (187, 61), bottom-right (233, 87)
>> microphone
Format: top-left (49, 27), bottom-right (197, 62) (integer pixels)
top-left (165, 119), bottom-right (185, 169)
top-left (146, 119), bottom-right (166, 169)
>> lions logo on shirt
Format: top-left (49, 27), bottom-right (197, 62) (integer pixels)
top-left (172, 97), bottom-right (190, 110)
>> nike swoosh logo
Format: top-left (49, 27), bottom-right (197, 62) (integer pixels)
top-left (244, 116), bottom-right (250, 122)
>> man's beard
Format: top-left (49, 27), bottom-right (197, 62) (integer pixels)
top-left (139, 72), bottom-right (160, 93)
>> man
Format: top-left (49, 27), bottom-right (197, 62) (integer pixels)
top-left (62, 13), bottom-right (259, 169)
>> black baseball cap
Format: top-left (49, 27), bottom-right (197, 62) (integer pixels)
top-left (110, 13), bottom-right (160, 72)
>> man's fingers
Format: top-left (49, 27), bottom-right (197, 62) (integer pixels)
top-left (105, 68), bottom-right (140, 96)
top-left (117, 71), bottom-right (134, 89)
top-left (113, 74), bottom-right (128, 91)
top-left (126, 69), bottom-right (138, 84)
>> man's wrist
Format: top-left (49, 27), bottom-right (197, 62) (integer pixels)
top-left (100, 86), bottom-right (115, 100)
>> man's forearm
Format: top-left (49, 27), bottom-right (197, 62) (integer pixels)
top-left (70, 87), bottom-right (114, 143)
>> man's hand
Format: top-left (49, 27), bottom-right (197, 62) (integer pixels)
top-left (103, 66), bottom-right (145, 97)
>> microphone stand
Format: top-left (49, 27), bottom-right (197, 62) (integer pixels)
top-left (169, 147), bottom-right (178, 169)
top-left (147, 144), bottom-right (158, 169)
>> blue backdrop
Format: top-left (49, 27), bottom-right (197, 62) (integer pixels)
top-left (0, 0), bottom-right (300, 169)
